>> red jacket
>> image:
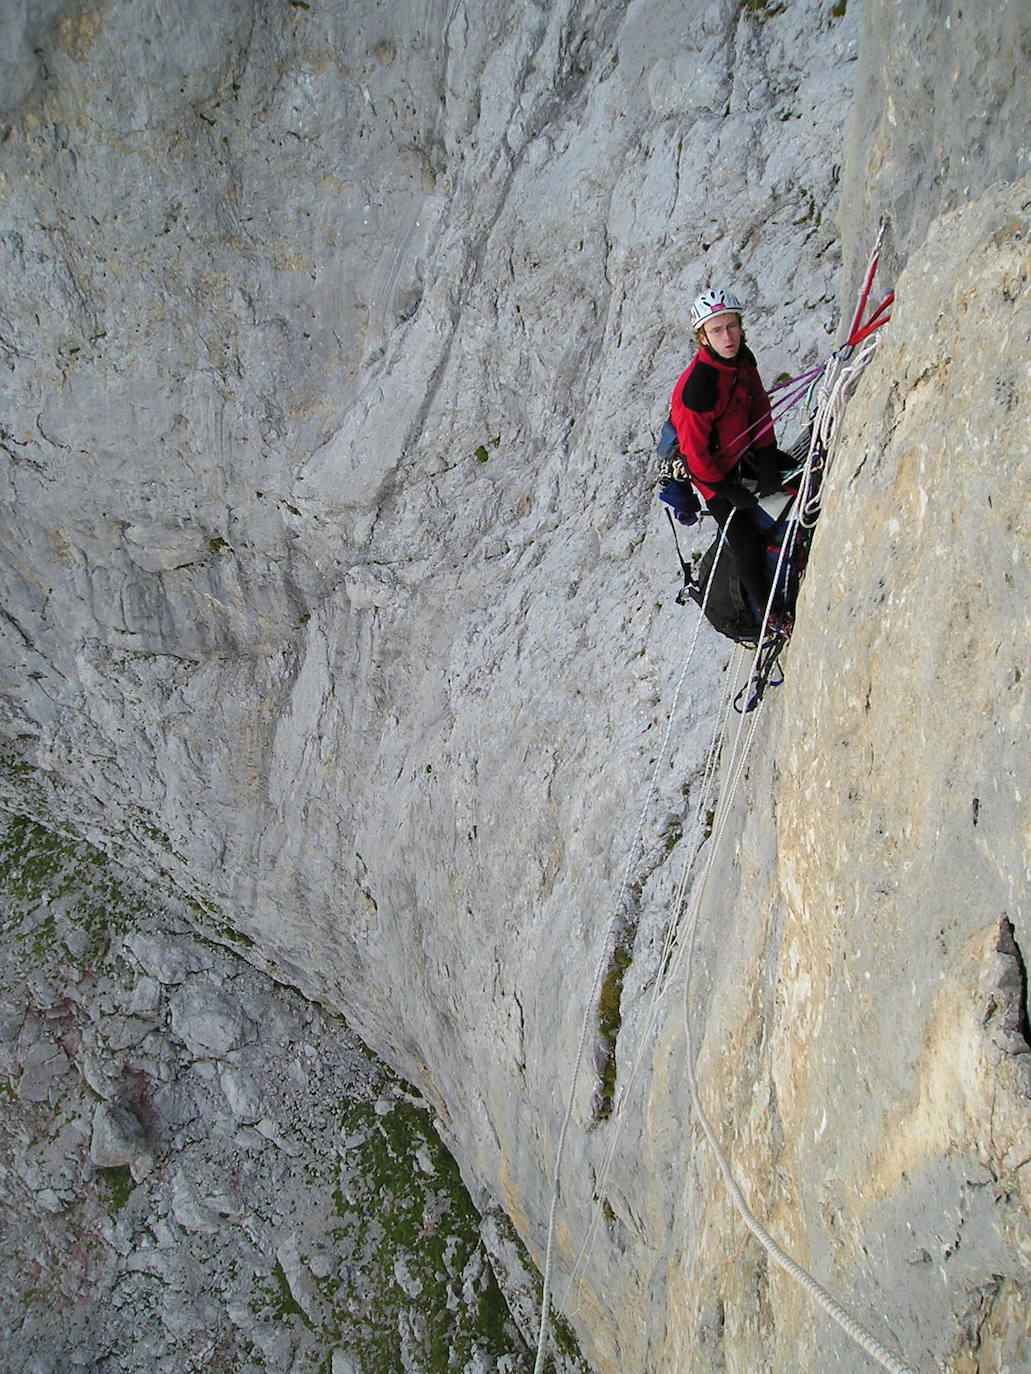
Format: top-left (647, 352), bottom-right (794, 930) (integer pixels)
top-left (669, 344), bottom-right (776, 499)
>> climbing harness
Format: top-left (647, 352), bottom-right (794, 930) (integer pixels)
top-left (662, 221), bottom-right (895, 709)
top-left (533, 225), bottom-right (913, 1374)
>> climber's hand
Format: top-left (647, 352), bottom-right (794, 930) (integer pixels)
top-left (754, 448), bottom-right (783, 498)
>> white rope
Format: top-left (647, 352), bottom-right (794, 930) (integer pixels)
top-left (559, 633), bottom-right (739, 1317)
top-left (532, 531), bottom-right (727, 1373)
top-left (677, 726), bottom-right (916, 1374)
top-left (799, 331), bottom-right (882, 530)
top-left (537, 297), bottom-right (901, 1372)
top-left (558, 522), bottom-right (777, 1324)
top-left (743, 326), bottom-right (886, 705)
top-left (579, 645), bottom-right (913, 1371)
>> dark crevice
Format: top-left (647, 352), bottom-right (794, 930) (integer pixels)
top-left (591, 805), bottom-right (693, 1122)
top-left (987, 916), bottom-right (1030, 1055)
top-left (0, 604), bottom-right (34, 649)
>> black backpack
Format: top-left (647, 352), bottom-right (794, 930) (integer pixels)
top-left (682, 536), bottom-right (761, 643)
top-left (678, 499), bottom-right (804, 645)
top-left (680, 526), bottom-right (796, 712)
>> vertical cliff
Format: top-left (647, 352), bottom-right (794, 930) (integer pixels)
top-left (0, 1), bottom-right (1028, 1371)
top-left (645, 177), bottom-right (1029, 1374)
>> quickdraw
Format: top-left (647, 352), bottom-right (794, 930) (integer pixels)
top-left (734, 632), bottom-right (788, 714)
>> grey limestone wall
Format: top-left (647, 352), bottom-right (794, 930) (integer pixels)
top-left (0, 1), bottom-right (1028, 1370)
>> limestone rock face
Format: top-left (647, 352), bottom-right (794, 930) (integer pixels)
top-left (649, 176), bottom-right (1030, 1374)
top-left (1, 1), bottom-right (1029, 1372)
top-left (839, 0), bottom-right (1031, 297)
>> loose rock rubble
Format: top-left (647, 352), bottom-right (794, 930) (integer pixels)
top-left (0, 814), bottom-right (554, 1374)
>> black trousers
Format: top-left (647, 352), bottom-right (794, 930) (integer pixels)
top-left (706, 495), bottom-right (771, 614)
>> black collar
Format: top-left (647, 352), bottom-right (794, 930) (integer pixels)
top-left (702, 341), bottom-right (755, 368)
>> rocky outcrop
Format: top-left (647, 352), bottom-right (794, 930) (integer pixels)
top-left (1, 1), bottom-right (1028, 1371)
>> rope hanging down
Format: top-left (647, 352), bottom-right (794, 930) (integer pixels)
top-left (531, 561), bottom-right (719, 1374)
top-left (561, 633), bottom-right (740, 1319)
top-left (733, 226), bottom-right (895, 701)
top-left (533, 227), bottom-right (908, 1374)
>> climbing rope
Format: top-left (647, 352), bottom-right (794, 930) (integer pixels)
top-left (566, 633), bottom-right (913, 1371)
top-left (675, 695), bottom-right (916, 1374)
top-left (742, 240), bottom-right (894, 692)
top-left (535, 227), bottom-right (905, 1372)
top-left (560, 646), bottom-right (764, 1332)
top-left (559, 567), bottom-right (742, 1316)
top-left (531, 535), bottom-right (729, 1373)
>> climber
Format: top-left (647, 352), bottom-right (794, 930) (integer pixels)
top-left (662, 287), bottom-right (793, 627)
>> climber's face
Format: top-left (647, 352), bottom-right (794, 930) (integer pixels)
top-left (702, 313), bottom-right (742, 359)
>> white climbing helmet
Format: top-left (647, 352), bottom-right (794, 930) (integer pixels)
top-left (690, 287), bottom-right (745, 330)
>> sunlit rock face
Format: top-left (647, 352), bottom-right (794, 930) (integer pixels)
top-left (1, 0), bottom-right (1028, 1371)
top-left (652, 175), bottom-right (1030, 1374)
